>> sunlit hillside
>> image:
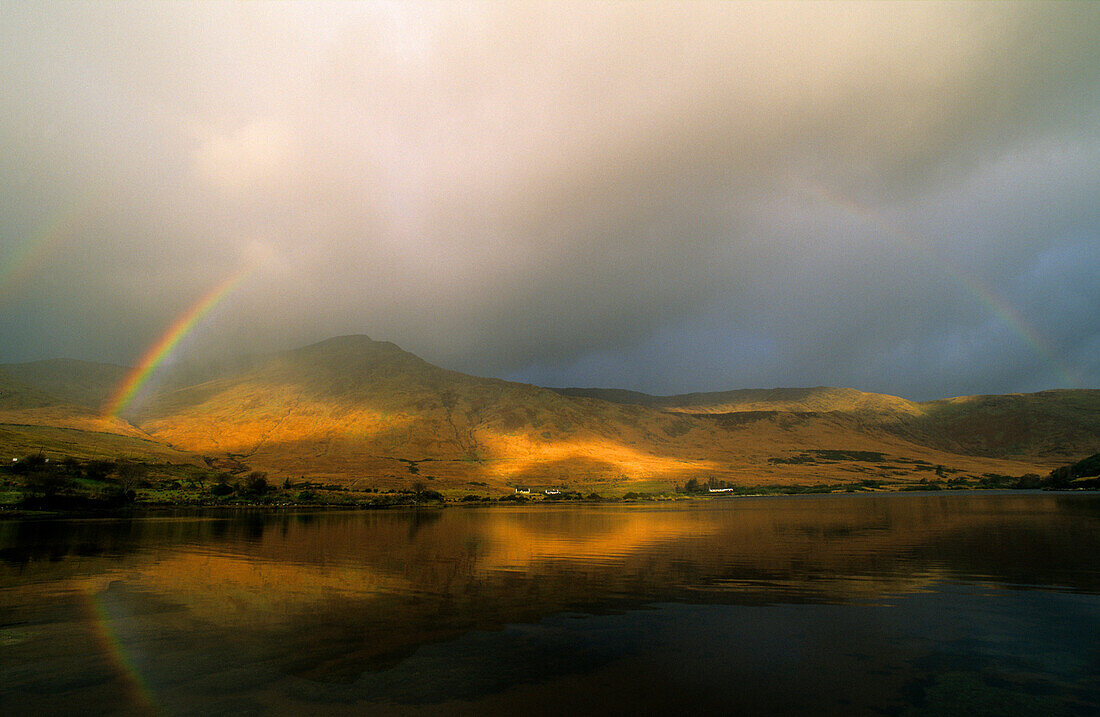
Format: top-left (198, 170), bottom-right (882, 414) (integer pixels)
top-left (3, 336), bottom-right (1096, 492)
top-left (556, 386), bottom-right (923, 418)
top-left (0, 367), bottom-right (191, 462)
top-left (559, 385), bottom-right (1100, 462)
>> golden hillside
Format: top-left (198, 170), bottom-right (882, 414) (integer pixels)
top-left (0, 366), bottom-right (189, 462)
top-left (126, 336), bottom-right (1091, 489)
top-left (557, 386), bottom-right (922, 418)
top-left (4, 336), bottom-right (1096, 492)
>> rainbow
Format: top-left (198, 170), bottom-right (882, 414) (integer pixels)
top-left (0, 198), bottom-right (92, 305)
top-left (103, 266), bottom-right (252, 419)
top-left (803, 181), bottom-right (1080, 388)
top-left (84, 586), bottom-right (161, 713)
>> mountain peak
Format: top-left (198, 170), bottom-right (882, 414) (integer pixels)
top-left (304, 334), bottom-right (376, 348)
top-left (291, 334), bottom-right (420, 362)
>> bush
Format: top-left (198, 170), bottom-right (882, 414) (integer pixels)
top-left (210, 481), bottom-right (234, 496)
top-left (102, 485), bottom-right (136, 505)
top-left (22, 469), bottom-right (73, 497)
top-left (84, 460), bottom-right (117, 481)
top-left (115, 462), bottom-right (148, 493)
top-left (1015, 473), bottom-right (1042, 489)
top-left (245, 472), bottom-right (269, 495)
top-left (296, 490), bottom-right (316, 501)
top-left (10, 453), bottom-right (48, 475)
top-left (1045, 453), bottom-right (1100, 489)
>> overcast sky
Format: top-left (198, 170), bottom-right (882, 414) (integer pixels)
top-left (1, 1), bottom-right (1098, 400)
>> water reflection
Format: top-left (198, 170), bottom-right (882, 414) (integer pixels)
top-left (1, 494), bottom-right (1098, 715)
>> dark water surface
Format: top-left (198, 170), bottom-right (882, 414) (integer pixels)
top-left (1, 493), bottom-right (1098, 715)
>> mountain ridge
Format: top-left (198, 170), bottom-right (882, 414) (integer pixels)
top-left (2, 335), bottom-right (1096, 491)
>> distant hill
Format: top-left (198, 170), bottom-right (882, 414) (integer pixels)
top-left (553, 385), bottom-right (1100, 460)
top-left (553, 386), bottom-right (922, 417)
top-left (0, 365), bottom-right (181, 462)
top-left (131, 335), bottom-right (736, 485)
top-left (1, 359), bottom-right (129, 410)
top-left (913, 390), bottom-right (1100, 458)
top-left (0, 367), bottom-right (66, 411)
top-left (2, 335), bottom-right (1097, 491)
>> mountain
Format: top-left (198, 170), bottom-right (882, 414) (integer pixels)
top-left (129, 335), bottom-right (739, 485)
top-left (0, 364), bottom-right (187, 463)
top-left (554, 385), bottom-right (1100, 460)
top-left (3, 335), bottom-right (1097, 492)
top-left (0, 367), bottom-right (66, 411)
top-left (553, 386), bottom-right (922, 417)
top-left (913, 390), bottom-right (1100, 458)
top-left (1, 359), bottom-right (129, 410)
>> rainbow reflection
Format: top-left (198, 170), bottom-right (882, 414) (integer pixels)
top-left (83, 586), bottom-right (161, 713)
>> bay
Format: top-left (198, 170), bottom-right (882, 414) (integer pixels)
top-left (1, 492), bottom-right (1098, 715)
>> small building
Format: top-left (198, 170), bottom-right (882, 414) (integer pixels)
top-left (515, 487), bottom-right (531, 494)
top-left (544, 489), bottom-right (561, 495)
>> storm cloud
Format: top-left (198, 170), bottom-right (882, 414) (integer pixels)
top-left (1, 1), bottom-right (1098, 399)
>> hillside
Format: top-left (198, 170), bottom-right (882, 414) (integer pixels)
top-left (131, 336), bottom-right (736, 486)
top-left (0, 368), bottom-right (66, 411)
top-left (124, 336), bottom-right (1090, 490)
top-left (0, 366), bottom-right (189, 463)
top-left (554, 386), bottom-right (922, 418)
top-left (1, 359), bottom-right (129, 410)
top-left (3, 336), bottom-right (1096, 493)
top-left (555, 385), bottom-right (1100, 462)
top-left (912, 390), bottom-right (1100, 458)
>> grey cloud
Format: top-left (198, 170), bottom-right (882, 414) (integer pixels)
top-left (1, 1), bottom-right (1097, 399)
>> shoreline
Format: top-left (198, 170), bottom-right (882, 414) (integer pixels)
top-left (4, 487), bottom-right (1097, 521)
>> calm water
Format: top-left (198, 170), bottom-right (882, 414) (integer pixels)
top-left (1, 493), bottom-right (1099, 715)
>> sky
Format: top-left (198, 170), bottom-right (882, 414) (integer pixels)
top-left (1, 1), bottom-right (1098, 401)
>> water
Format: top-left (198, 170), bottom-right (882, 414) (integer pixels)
top-left (1, 493), bottom-right (1098, 715)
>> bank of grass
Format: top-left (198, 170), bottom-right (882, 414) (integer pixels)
top-left (0, 450), bottom-right (1088, 517)
top-left (0, 453), bottom-right (446, 514)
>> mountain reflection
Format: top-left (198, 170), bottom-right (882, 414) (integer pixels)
top-left (1, 494), bottom-right (1099, 711)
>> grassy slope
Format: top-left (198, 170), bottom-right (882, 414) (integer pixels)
top-left (132, 337), bottom-right (732, 488)
top-left (3, 339), bottom-right (1095, 493)
top-left (125, 336), bottom-right (1080, 491)
top-left (553, 386), bottom-right (921, 417)
top-left (0, 365), bottom-right (195, 465)
top-left (556, 383), bottom-right (1100, 465)
top-left (0, 423), bottom-right (193, 463)
top-left (912, 390), bottom-right (1100, 458)
top-left (1, 358), bottom-right (129, 410)
top-left (0, 368), bottom-right (66, 410)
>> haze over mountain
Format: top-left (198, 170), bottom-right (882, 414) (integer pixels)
top-left (2, 335), bottom-right (1096, 492)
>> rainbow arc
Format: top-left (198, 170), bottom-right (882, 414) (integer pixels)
top-left (0, 198), bottom-right (93, 305)
top-left (103, 266), bottom-right (253, 419)
top-left (803, 181), bottom-right (1079, 388)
